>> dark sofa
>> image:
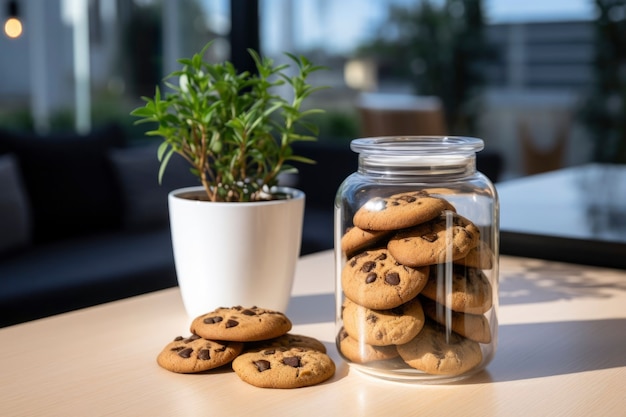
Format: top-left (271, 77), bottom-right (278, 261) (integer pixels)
top-left (0, 125), bottom-right (197, 326)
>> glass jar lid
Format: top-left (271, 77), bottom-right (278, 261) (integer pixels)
top-left (351, 136), bottom-right (484, 177)
top-left (350, 136), bottom-right (484, 156)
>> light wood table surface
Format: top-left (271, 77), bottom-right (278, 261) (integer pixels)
top-left (1, 250), bottom-right (625, 417)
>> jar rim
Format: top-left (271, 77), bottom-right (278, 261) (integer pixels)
top-left (350, 136), bottom-right (484, 155)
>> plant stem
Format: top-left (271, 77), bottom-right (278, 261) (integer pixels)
top-left (198, 127), bottom-right (215, 201)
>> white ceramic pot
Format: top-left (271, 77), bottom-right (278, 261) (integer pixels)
top-left (168, 186), bottom-right (305, 319)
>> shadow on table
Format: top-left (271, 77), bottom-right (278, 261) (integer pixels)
top-left (286, 295), bottom-right (626, 385)
top-left (500, 259), bottom-right (626, 306)
top-left (466, 318), bottom-right (626, 384)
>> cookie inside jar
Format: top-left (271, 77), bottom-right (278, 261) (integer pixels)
top-left (336, 189), bottom-right (498, 383)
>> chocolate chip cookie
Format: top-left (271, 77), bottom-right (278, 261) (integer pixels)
top-left (190, 306), bottom-right (292, 342)
top-left (397, 321), bottom-right (483, 376)
top-left (232, 347), bottom-right (336, 388)
top-left (245, 333), bottom-right (327, 353)
top-left (455, 240), bottom-right (494, 269)
top-left (420, 265), bottom-right (493, 315)
top-left (342, 248), bottom-right (429, 310)
top-left (353, 191), bottom-right (449, 231)
top-left (342, 298), bottom-right (425, 346)
top-left (337, 328), bottom-right (399, 364)
top-left (420, 297), bottom-right (492, 344)
top-left (340, 226), bottom-right (392, 257)
top-left (157, 334), bottom-right (244, 373)
top-left (387, 212), bottom-right (480, 267)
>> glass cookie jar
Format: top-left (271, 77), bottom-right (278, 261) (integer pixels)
top-left (334, 136), bottom-right (499, 383)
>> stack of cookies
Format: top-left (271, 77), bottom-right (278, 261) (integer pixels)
top-left (157, 306), bottom-right (335, 389)
top-left (338, 191), bottom-right (495, 376)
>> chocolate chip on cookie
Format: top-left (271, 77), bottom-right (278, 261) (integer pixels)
top-left (157, 334), bottom-right (244, 373)
top-left (190, 306), bottom-right (292, 342)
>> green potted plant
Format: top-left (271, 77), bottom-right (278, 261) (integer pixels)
top-left (131, 43), bottom-right (326, 318)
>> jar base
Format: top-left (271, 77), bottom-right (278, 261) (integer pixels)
top-left (348, 362), bottom-right (486, 384)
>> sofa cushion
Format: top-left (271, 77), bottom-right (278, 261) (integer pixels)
top-left (0, 228), bottom-right (178, 327)
top-left (0, 124), bottom-right (126, 242)
top-left (0, 153), bottom-right (32, 255)
top-left (109, 143), bottom-right (198, 230)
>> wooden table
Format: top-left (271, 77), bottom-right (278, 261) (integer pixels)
top-left (1, 250), bottom-right (625, 417)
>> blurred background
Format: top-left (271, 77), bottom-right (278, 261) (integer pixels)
top-left (1, 0), bottom-right (625, 180)
top-left (2, 0), bottom-right (625, 325)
